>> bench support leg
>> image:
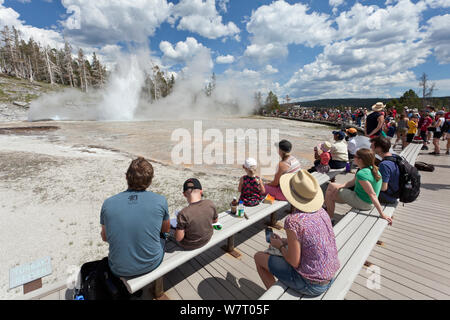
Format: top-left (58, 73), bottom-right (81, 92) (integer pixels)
top-left (153, 277), bottom-right (169, 300)
top-left (266, 211), bottom-right (283, 230)
top-left (221, 236), bottom-right (241, 258)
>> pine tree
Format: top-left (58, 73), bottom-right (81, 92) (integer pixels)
top-left (64, 40), bottom-right (74, 87)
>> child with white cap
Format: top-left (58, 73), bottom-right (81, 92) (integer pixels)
top-left (238, 158), bottom-right (266, 207)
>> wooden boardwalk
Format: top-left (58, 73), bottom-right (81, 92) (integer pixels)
top-left (24, 142), bottom-right (450, 300)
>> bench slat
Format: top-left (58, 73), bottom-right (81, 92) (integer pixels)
top-left (319, 206), bottom-right (396, 300)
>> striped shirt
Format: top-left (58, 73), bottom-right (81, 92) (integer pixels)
top-left (284, 208), bottom-right (340, 282)
top-left (283, 155), bottom-right (302, 174)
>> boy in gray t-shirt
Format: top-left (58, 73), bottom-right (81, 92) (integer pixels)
top-left (175, 179), bottom-right (218, 250)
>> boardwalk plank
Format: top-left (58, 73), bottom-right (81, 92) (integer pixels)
top-left (353, 274), bottom-right (411, 300)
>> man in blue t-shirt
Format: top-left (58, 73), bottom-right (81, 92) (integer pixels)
top-left (100, 157), bottom-right (170, 277)
top-left (370, 136), bottom-right (400, 204)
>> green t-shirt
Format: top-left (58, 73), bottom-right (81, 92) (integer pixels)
top-left (355, 167), bottom-right (382, 204)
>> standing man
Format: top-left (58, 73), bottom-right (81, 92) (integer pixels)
top-left (419, 110), bottom-right (433, 150)
top-left (365, 102), bottom-right (386, 138)
top-left (100, 157), bottom-right (170, 278)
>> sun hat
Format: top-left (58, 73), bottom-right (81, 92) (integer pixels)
top-left (279, 170), bottom-right (324, 213)
top-left (372, 102), bottom-right (386, 112)
top-left (320, 141), bottom-right (332, 152)
top-left (244, 157), bottom-right (257, 169)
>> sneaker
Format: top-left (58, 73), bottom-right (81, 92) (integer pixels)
top-left (429, 152), bottom-right (437, 155)
top-left (421, 146), bottom-right (428, 150)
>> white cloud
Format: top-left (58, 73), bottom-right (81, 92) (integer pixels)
top-left (0, 1), bottom-right (63, 49)
top-left (218, 0), bottom-right (230, 13)
top-left (60, 0), bottom-right (173, 46)
top-left (423, 0), bottom-right (450, 8)
top-left (329, 0), bottom-right (345, 8)
top-left (282, 0), bottom-right (434, 100)
top-left (264, 65), bottom-right (278, 74)
top-left (423, 14), bottom-right (450, 64)
top-left (160, 37), bottom-right (209, 64)
top-left (244, 0), bottom-right (335, 61)
top-left (216, 54), bottom-right (234, 64)
top-left (172, 0), bottom-right (239, 40)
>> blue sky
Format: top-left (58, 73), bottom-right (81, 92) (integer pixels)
top-left (1, 0), bottom-right (450, 101)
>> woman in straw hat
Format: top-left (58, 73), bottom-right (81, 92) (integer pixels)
top-left (365, 102), bottom-right (386, 138)
top-left (254, 170), bottom-right (340, 296)
top-left (324, 149), bottom-right (393, 225)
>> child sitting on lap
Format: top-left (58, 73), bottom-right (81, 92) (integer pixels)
top-left (238, 158), bottom-right (265, 207)
top-left (308, 142), bottom-right (332, 174)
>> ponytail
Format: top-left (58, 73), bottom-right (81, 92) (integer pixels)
top-left (372, 165), bottom-right (381, 182)
top-left (356, 148), bottom-right (381, 181)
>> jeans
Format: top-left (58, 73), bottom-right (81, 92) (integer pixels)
top-left (268, 255), bottom-right (333, 297)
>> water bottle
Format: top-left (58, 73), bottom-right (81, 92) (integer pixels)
top-left (237, 201), bottom-right (245, 218)
top-left (231, 197), bottom-right (238, 214)
top-left (346, 162), bottom-right (351, 173)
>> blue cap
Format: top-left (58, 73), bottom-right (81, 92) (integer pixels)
top-left (332, 131), bottom-right (346, 140)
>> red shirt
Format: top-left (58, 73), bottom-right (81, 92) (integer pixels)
top-left (420, 116), bottom-right (432, 131)
top-left (445, 112), bottom-right (450, 121)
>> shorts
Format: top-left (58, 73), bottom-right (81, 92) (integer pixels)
top-left (434, 131), bottom-right (443, 139)
top-left (397, 128), bottom-right (407, 136)
top-left (406, 133), bottom-right (415, 143)
top-left (329, 160), bottom-right (347, 169)
top-left (336, 188), bottom-right (373, 211)
top-left (420, 130), bottom-right (428, 142)
top-left (268, 255), bottom-right (333, 297)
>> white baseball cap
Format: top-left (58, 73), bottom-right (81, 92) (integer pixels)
top-left (244, 157), bottom-right (257, 169)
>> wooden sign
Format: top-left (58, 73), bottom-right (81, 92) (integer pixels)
top-left (9, 257), bottom-right (52, 292)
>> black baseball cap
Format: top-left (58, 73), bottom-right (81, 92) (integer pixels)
top-left (275, 140), bottom-right (292, 153)
top-left (183, 178), bottom-right (202, 192)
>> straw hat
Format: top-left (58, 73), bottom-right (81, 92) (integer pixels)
top-left (372, 102), bottom-right (386, 112)
top-left (320, 141), bottom-right (332, 152)
top-left (279, 170), bottom-right (324, 213)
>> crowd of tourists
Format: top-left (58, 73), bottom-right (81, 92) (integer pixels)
top-left (86, 102), bottom-right (447, 300)
top-left (268, 103), bottom-right (450, 156)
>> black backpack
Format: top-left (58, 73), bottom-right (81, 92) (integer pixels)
top-left (382, 155), bottom-right (421, 203)
top-left (75, 258), bottom-right (130, 300)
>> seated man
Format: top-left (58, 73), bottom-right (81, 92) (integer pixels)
top-left (330, 130), bottom-right (349, 169)
top-left (100, 157), bottom-right (170, 278)
top-left (370, 136), bottom-right (400, 204)
top-left (175, 178), bottom-right (218, 250)
top-left (346, 128), bottom-right (358, 161)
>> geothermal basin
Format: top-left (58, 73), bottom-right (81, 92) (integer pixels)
top-left (0, 116), bottom-right (335, 299)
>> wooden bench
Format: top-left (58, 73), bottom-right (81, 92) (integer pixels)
top-left (259, 142), bottom-right (423, 300)
top-left (120, 168), bottom-right (347, 299)
top-left (120, 200), bottom-right (289, 298)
